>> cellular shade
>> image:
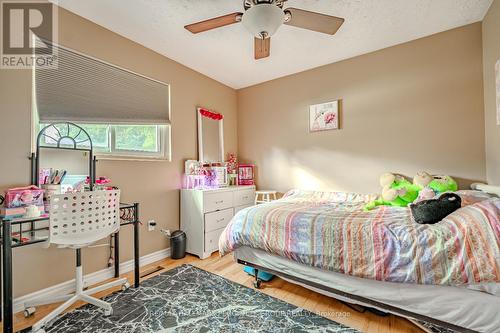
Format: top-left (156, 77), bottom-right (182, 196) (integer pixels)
top-left (34, 42), bottom-right (170, 125)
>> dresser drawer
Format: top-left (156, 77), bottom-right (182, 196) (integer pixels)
top-left (205, 208), bottom-right (233, 233)
top-left (203, 191), bottom-right (233, 213)
top-left (234, 189), bottom-right (255, 207)
top-left (205, 227), bottom-right (224, 253)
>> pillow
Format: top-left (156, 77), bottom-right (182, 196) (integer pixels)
top-left (456, 190), bottom-right (493, 206)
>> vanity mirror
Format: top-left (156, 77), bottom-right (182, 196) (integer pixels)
top-left (197, 107), bottom-right (224, 163)
top-left (197, 107), bottom-right (228, 187)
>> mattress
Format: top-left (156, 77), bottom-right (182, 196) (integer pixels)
top-left (234, 246), bottom-right (500, 333)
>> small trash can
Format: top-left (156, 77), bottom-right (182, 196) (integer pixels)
top-left (170, 230), bottom-right (186, 259)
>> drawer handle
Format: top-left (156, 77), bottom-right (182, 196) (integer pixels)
top-left (215, 200), bottom-right (224, 204)
top-left (216, 218), bottom-right (225, 223)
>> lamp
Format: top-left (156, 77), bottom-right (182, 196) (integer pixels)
top-left (241, 4), bottom-right (284, 39)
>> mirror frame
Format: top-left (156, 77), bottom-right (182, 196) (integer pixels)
top-left (197, 107), bottom-right (224, 163)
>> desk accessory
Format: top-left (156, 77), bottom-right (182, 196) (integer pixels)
top-left (41, 184), bottom-right (62, 201)
top-left (24, 205), bottom-right (42, 218)
top-left (0, 205), bottom-right (44, 218)
top-left (4, 186), bottom-right (44, 208)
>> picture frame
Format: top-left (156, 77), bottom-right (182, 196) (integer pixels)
top-left (309, 100), bottom-right (340, 132)
top-left (238, 164), bottom-right (255, 186)
top-left (496, 59), bottom-right (500, 125)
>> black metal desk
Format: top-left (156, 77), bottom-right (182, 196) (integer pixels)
top-left (0, 202), bottom-right (140, 333)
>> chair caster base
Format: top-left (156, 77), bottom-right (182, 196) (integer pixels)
top-left (24, 306), bottom-right (36, 318)
top-left (103, 308), bottom-right (113, 316)
top-left (121, 282), bottom-right (130, 291)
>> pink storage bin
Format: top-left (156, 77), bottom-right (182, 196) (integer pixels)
top-left (4, 186), bottom-right (44, 208)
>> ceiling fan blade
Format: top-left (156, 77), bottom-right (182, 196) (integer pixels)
top-left (185, 12), bottom-right (243, 34)
top-left (284, 8), bottom-right (344, 35)
top-left (254, 37), bottom-right (270, 60)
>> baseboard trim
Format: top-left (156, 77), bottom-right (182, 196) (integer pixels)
top-left (13, 247), bottom-right (171, 314)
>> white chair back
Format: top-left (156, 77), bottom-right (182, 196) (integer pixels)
top-left (48, 190), bottom-right (120, 247)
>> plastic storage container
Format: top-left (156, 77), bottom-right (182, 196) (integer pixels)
top-left (170, 230), bottom-right (186, 259)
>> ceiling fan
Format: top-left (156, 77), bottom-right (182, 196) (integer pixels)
top-left (184, 0), bottom-right (344, 60)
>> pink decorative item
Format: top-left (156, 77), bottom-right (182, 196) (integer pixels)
top-left (183, 168), bottom-right (219, 189)
top-left (415, 187), bottom-right (437, 203)
top-left (238, 164), bottom-right (255, 186)
top-left (226, 153), bottom-right (238, 174)
top-left (95, 177), bottom-right (111, 185)
top-left (199, 108), bottom-right (223, 120)
top-left (184, 174), bottom-right (207, 189)
top-left (4, 186), bottom-right (44, 208)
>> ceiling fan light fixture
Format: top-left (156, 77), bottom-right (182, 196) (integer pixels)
top-left (241, 4), bottom-right (284, 38)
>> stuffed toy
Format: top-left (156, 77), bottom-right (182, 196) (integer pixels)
top-left (413, 172), bottom-right (458, 202)
top-left (364, 173), bottom-right (420, 210)
top-left (413, 171), bottom-right (434, 189)
top-left (429, 175), bottom-right (458, 193)
top-left (365, 172), bottom-right (458, 210)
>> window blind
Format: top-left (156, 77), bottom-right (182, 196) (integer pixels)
top-left (34, 42), bottom-right (170, 125)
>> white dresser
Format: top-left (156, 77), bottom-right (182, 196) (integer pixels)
top-left (180, 185), bottom-right (255, 259)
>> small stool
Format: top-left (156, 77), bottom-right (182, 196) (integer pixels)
top-left (255, 190), bottom-right (277, 204)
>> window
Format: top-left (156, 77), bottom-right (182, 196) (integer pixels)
top-left (38, 123), bottom-right (170, 160)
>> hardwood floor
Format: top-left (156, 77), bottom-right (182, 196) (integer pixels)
top-left (3, 252), bottom-right (424, 333)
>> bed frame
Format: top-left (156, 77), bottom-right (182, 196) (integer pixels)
top-left (238, 259), bottom-right (475, 333)
top-left (238, 183), bottom-right (500, 333)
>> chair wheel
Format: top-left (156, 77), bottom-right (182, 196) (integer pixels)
top-left (104, 308), bottom-right (113, 316)
top-left (121, 282), bottom-right (130, 291)
top-left (253, 279), bottom-right (262, 289)
top-left (24, 306), bottom-right (36, 317)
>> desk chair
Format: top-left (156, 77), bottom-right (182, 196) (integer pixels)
top-left (25, 190), bottom-right (129, 333)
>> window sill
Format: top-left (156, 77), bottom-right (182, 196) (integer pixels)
top-left (95, 154), bottom-right (170, 162)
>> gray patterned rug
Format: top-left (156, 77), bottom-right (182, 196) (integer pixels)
top-left (32, 264), bottom-right (457, 333)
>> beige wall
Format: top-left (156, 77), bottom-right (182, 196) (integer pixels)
top-left (0, 7), bottom-right (238, 297)
top-left (483, 0), bottom-right (500, 184)
top-left (237, 23), bottom-right (486, 194)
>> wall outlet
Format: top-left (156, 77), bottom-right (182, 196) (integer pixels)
top-left (148, 220), bottom-right (156, 232)
top-left (160, 229), bottom-right (171, 237)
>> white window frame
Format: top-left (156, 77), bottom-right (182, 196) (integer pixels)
top-left (36, 122), bottom-right (171, 161)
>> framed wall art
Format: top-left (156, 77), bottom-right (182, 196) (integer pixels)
top-left (309, 100), bottom-right (340, 132)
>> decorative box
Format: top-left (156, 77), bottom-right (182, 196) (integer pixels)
top-left (238, 164), bottom-right (255, 186)
top-left (4, 186), bottom-right (44, 208)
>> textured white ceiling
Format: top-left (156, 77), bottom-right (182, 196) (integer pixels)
top-left (53, 0), bottom-right (493, 89)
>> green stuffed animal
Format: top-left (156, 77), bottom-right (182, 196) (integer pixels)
top-left (365, 172), bottom-right (458, 210)
top-left (413, 172), bottom-right (459, 202)
top-left (413, 171), bottom-right (457, 193)
top-left (365, 173), bottom-right (420, 210)
top-left (429, 175), bottom-right (458, 193)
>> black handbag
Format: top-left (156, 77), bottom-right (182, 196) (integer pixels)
top-left (410, 193), bottom-right (462, 225)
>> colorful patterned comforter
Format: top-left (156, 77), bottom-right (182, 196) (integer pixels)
top-left (219, 190), bottom-right (500, 285)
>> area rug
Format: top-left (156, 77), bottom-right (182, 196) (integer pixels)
top-left (35, 264), bottom-right (457, 333)
top-left (39, 264), bottom-right (357, 332)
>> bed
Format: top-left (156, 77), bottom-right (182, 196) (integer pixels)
top-left (218, 186), bottom-right (500, 333)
